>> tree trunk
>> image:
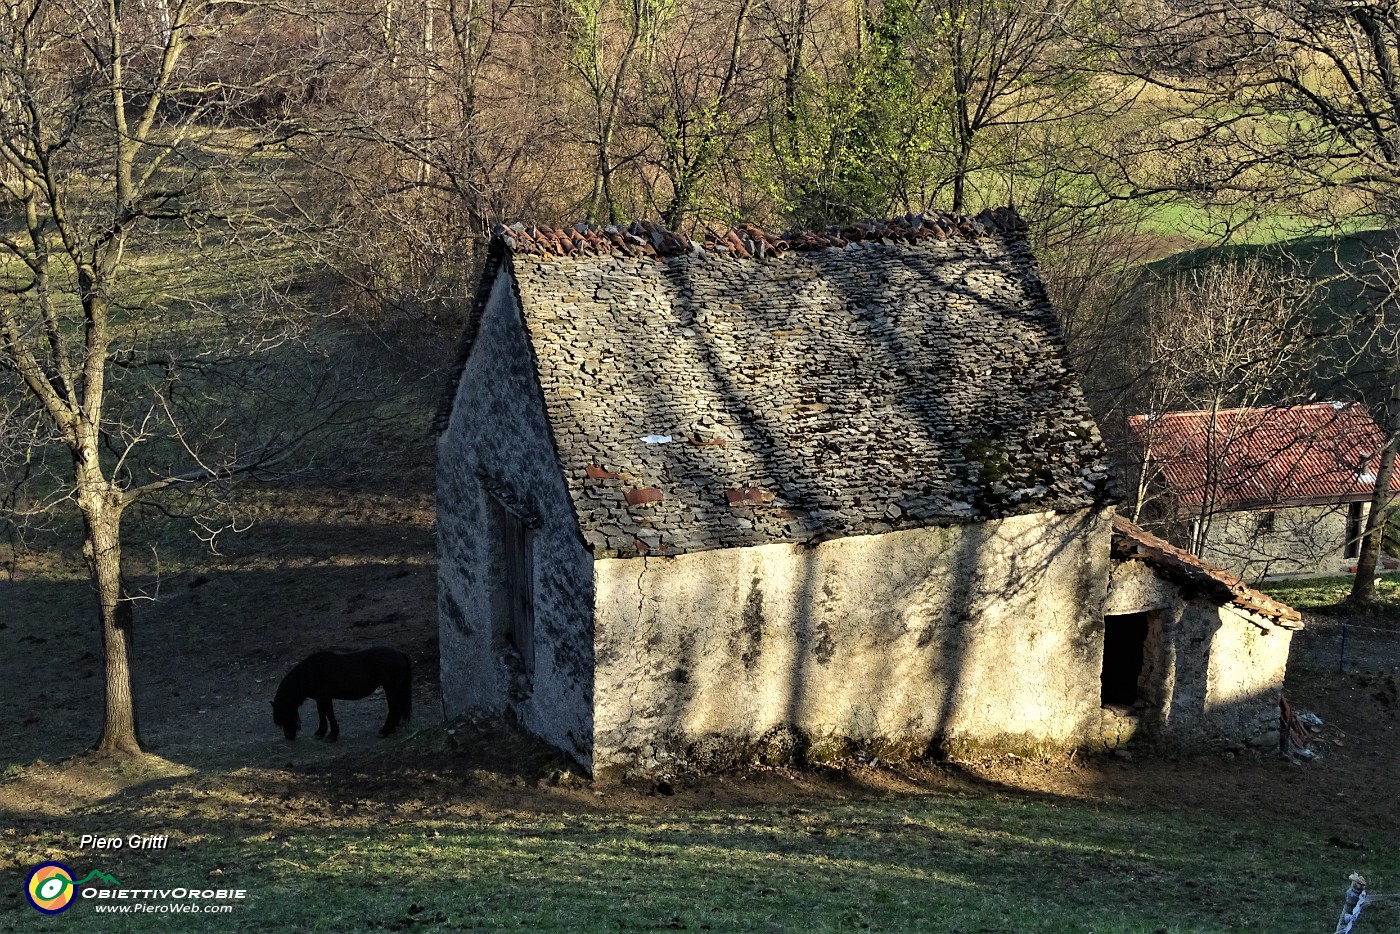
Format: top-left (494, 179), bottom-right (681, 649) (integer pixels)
top-left (1349, 376), bottom-right (1400, 605)
top-left (1188, 400), bottom-right (1225, 557)
top-left (79, 486), bottom-right (140, 755)
top-left (1349, 440), bottom-right (1397, 604)
top-left (951, 145), bottom-right (967, 214)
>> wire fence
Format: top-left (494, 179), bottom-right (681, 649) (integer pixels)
top-left (1287, 622), bottom-right (1400, 933)
top-left (1291, 617), bottom-right (1400, 674)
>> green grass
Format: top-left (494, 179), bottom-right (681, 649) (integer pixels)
top-left (1136, 225), bottom-right (1400, 402)
top-left (1146, 226), bottom-right (1395, 285)
top-left (5, 784), bottom-right (1388, 932)
top-left (1134, 200), bottom-right (1360, 247)
top-left (1260, 574), bottom-right (1400, 619)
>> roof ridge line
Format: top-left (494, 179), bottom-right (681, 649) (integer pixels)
top-left (492, 208), bottom-right (1028, 260)
top-left (1132, 400), bottom-right (1360, 421)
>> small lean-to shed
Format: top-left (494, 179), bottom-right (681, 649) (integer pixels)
top-left (1105, 515), bottom-right (1302, 752)
top-left (436, 209), bottom-right (1123, 776)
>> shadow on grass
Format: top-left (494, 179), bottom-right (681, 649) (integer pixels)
top-left (1, 740), bottom-right (1384, 934)
top-left (1, 509), bottom-right (438, 772)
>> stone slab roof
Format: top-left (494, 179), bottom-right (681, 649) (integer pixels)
top-left (1129, 402), bottom-right (1398, 513)
top-left (1111, 514), bottom-right (1302, 628)
top-left (446, 210), bottom-right (1119, 558)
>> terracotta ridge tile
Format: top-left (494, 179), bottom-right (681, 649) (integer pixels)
top-left (493, 208), bottom-right (1027, 261)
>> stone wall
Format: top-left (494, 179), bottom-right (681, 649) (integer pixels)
top-left (1196, 503), bottom-right (1361, 580)
top-left (437, 273), bottom-right (596, 765)
top-left (590, 507), bottom-right (1113, 776)
top-left (1201, 604), bottom-right (1290, 748)
top-left (1104, 560), bottom-right (1292, 750)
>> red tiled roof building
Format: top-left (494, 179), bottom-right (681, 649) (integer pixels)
top-left (1127, 402), bottom-right (1395, 579)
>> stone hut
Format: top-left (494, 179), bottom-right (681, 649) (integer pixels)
top-left (1105, 515), bottom-right (1302, 751)
top-left (1129, 402), bottom-right (1399, 579)
top-left (435, 210), bottom-right (1285, 776)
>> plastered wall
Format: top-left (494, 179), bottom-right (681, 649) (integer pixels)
top-left (591, 508), bottom-right (1113, 774)
top-left (1196, 503), bottom-right (1360, 580)
top-left (1104, 560), bottom-right (1292, 750)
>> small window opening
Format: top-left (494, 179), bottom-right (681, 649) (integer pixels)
top-left (1101, 612), bottom-right (1151, 707)
top-left (1255, 510), bottom-right (1276, 533)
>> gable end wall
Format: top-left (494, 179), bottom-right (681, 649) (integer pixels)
top-left (437, 269), bottom-right (596, 766)
top-left (1105, 560), bottom-right (1291, 750)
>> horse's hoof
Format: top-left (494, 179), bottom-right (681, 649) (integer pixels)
top-left (326, 736), bottom-right (338, 743)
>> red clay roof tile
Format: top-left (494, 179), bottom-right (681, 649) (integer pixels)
top-left (1111, 514), bottom-right (1302, 626)
top-left (1129, 402), bottom-right (1396, 513)
top-left (492, 208), bottom-right (1027, 262)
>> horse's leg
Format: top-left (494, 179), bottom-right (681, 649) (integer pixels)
top-left (378, 686), bottom-right (406, 739)
top-left (314, 698), bottom-right (332, 740)
top-left (379, 687), bottom-right (399, 737)
top-left (324, 699), bottom-right (339, 742)
top-left (381, 662), bottom-right (412, 737)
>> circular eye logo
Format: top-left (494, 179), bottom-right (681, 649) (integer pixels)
top-left (26, 862), bottom-right (76, 914)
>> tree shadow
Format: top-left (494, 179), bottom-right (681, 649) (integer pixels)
top-left (572, 238), bottom-right (1114, 771)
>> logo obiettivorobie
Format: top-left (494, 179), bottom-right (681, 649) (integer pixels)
top-left (25, 862), bottom-right (121, 914)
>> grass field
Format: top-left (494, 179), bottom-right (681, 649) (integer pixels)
top-left (5, 747), bottom-right (1388, 934)
top-left (1262, 574), bottom-right (1400, 617)
top-left (4, 509), bottom-right (1400, 934)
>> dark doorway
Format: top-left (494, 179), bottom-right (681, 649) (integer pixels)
top-left (1345, 501), bottom-right (1364, 560)
top-left (1101, 612), bottom-right (1151, 706)
top-left (490, 495), bottom-right (535, 676)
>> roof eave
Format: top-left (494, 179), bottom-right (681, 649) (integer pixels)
top-left (1110, 514), bottom-right (1303, 628)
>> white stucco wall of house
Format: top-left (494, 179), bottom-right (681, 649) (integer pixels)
top-left (1202, 604), bottom-right (1291, 746)
top-left (1104, 559), bottom-right (1293, 750)
top-left (590, 507), bottom-right (1113, 775)
top-left (1196, 503), bottom-right (1363, 580)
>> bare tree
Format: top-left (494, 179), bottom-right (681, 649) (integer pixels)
top-left (0, 0), bottom-right (360, 755)
top-left (1333, 237), bottom-right (1400, 602)
top-left (549, 0), bottom-right (673, 224)
top-left (630, 0), bottom-right (764, 227)
top-left (1127, 258), bottom-right (1318, 552)
top-left (916, 0), bottom-right (1116, 213)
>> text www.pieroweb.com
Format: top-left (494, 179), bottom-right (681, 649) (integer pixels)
top-left (84, 886), bottom-right (247, 914)
top-left (94, 903), bottom-right (235, 914)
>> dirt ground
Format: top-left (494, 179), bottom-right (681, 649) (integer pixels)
top-left (3, 483), bottom-right (1400, 892)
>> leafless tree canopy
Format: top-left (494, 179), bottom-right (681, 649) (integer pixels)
top-left (0, 0), bottom-right (391, 753)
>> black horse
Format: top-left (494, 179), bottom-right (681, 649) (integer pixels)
top-left (271, 647), bottom-right (412, 741)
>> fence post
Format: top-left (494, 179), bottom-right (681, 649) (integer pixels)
top-left (1333, 872), bottom-right (1368, 934)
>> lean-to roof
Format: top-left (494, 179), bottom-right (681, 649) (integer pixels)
top-left (1111, 514), bottom-right (1302, 628)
